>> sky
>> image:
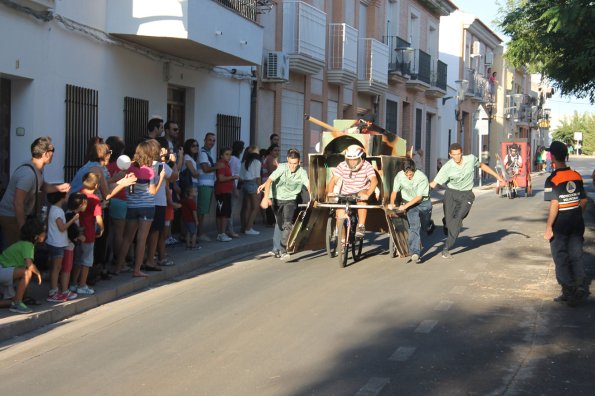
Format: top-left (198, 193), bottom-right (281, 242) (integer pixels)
top-left (451, 0), bottom-right (595, 131)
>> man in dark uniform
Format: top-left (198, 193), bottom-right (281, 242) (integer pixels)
top-left (543, 141), bottom-right (589, 307)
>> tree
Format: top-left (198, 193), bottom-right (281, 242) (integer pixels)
top-left (499, 0), bottom-right (595, 103)
top-left (552, 112), bottom-right (595, 155)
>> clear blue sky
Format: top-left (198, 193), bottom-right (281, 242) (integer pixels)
top-left (451, 0), bottom-right (595, 130)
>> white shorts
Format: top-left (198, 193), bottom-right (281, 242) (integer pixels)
top-left (74, 243), bottom-right (94, 267)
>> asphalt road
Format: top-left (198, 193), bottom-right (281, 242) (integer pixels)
top-left (0, 157), bottom-right (593, 396)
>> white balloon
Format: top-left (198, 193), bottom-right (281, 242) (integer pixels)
top-left (116, 155), bottom-right (131, 170)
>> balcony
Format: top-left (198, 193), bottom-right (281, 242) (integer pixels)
top-left (107, 0), bottom-right (264, 66)
top-left (464, 68), bottom-right (491, 102)
top-left (327, 23), bottom-right (358, 85)
top-left (11, 0), bottom-right (54, 12)
top-left (283, 1), bottom-right (326, 75)
top-left (356, 38), bottom-right (389, 96)
top-left (426, 60), bottom-right (448, 98)
top-left (405, 49), bottom-right (431, 92)
top-left (383, 36), bottom-right (413, 83)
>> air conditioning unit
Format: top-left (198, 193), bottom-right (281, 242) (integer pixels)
top-left (262, 51), bottom-right (289, 82)
top-left (485, 51), bottom-right (494, 65)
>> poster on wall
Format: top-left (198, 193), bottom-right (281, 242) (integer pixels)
top-left (500, 140), bottom-right (530, 188)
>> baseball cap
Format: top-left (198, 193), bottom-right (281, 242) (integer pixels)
top-left (545, 141), bottom-right (567, 160)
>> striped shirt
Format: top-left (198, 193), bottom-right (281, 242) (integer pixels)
top-left (127, 165), bottom-right (157, 208)
top-left (333, 161), bottom-right (376, 195)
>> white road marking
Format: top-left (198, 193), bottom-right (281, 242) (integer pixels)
top-left (415, 319), bottom-right (438, 334)
top-left (434, 300), bottom-right (454, 311)
top-left (355, 377), bottom-right (390, 396)
top-left (389, 346), bottom-right (416, 362)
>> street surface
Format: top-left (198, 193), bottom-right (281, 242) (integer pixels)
top-left (0, 157), bottom-right (593, 396)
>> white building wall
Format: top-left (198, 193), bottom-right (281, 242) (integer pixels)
top-left (1, 1), bottom-right (252, 183)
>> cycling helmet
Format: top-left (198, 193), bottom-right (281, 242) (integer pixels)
top-left (344, 145), bottom-right (365, 171)
top-left (345, 145), bottom-right (365, 159)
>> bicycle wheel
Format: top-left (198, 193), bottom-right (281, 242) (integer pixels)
top-left (325, 216), bottom-right (337, 258)
top-left (337, 219), bottom-right (349, 268)
top-left (352, 233), bottom-right (363, 262)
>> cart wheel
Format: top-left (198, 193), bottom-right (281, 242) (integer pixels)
top-left (337, 220), bottom-right (349, 268)
top-left (388, 234), bottom-right (397, 257)
top-left (352, 235), bottom-right (363, 262)
top-left (325, 217), bottom-right (337, 258)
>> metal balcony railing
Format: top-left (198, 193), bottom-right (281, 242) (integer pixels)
top-left (416, 49), bottom-right (431, 84)
top-left (214, 0), bottom-right (265, 22)
top-left (383, 36), bottom-right (413, 75)
top-left (328, 23), bottom-right (358, 74)
top-left (432, 60), bottom-right (447, 90)
top-left (357, 38), bottom-right (389, 84)
top-left (283, 1), bottom-right (326, 62)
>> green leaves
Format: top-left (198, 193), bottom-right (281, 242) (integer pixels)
top-left (499, 0), bottom-right (595, 103)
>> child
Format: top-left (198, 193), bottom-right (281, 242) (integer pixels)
top-left (60, 193), bottom-right (88, 299)
top-left (215, 147), bottom-right (239, 242)
top-left (71, 172), bottom-right (104, 295)
top-left (114, 139), bottom-right (166, 277)
top-left (0, 218), bottom-right (45, 314)
top-left (180, 186), bottom-right (199, 249)
top-left (45, 191), bottom-right (80, 302)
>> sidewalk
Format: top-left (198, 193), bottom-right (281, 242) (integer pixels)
top-left (0, 228), bottom-right (275, 342)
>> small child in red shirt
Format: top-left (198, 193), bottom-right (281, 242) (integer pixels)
top-left (71, 172), bottom-right (104, 295)
top-left (215, 147), bottom-right (239, 242)
top-left (180, 186), bottom-right (199, 249)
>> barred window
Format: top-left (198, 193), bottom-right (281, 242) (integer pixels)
top-left (216, 114), bottom-right (241, 151)
top-left (124, 96), bottom-right (149, 154)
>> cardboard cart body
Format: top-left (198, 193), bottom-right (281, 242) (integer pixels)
top-left (495, 139), bottom-right (532, 198)
top-left (286, 122), bottom-right (411, 258)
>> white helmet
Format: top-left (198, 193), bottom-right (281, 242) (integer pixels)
top-left (344, 145), bottom-right (365, 171)
top-left (345, 145), bottom-right (365, 159)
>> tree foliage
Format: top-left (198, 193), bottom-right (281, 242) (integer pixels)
top-left (499, 0), bottom-right (595, 103)
top-left (552, 112), bottom-right (595, 155)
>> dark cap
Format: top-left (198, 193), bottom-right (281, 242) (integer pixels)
top-left (545, 141), bottom-right (567, 160)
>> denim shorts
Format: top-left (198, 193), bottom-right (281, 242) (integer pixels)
top-left (184, 222), bottom-right (197, 235)
top-left (126, 206), bottom-right (155, 221)
top-left (46, 243), bottom-right (66, 259)
top-left (242, 179), bottom-right (258, 194)
top-left (0, 266), bottom-right (16, 299)
top-left (74, 242), bottom-right (94, 267)
top-left (109, 198), bottom-right (127, 220)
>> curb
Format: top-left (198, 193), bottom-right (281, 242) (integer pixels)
top-left (0, 237), bottom-right (271, 342)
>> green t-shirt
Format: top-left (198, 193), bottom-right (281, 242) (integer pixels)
top-left (393, 170), bottom-right (430, 202)
top-left (0, 241), bottom-right (35, 268)
top-left (268, 163), bottom-right (309, 201)
top-left (434, 154), bottom-right (479, 191)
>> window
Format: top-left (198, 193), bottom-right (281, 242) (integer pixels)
top-left (385, 99), bottom-right (398, 135)
top-left (124, 96), bottom-right (149, 155)
top-left (64, 84), bottom-right (98, 182)
top-left (216, 114), bottom-right (241, 151)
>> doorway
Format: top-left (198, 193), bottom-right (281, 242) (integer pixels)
top-left (167, 86), bottom-right (186, 147)
top-left (0, 78), bottom-right (11, 199)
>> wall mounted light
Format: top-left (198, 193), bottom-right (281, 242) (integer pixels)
top-left (240, 40), bottom-right (248, 45)
top-left (215, 30), bottom-right (223, 36)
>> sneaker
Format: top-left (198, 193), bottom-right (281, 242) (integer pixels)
top-left (158, 258), bottom-right (175, 266)
top-left (165, 236), bottom-right (180, 246)
top-left (355, 224), bottom-right (366, 238)
top-left (217, 233), bottom-right (232, 242)
top-left (411, 253), bottom-right (421, 264)
top-left (441, 249), bottom-right (453, 259)
top-left (553, 294), bottom-right (568, 303)
top-left (69, 284), bottom-right (78, 292)
top-left (198, 234), bottom-right (212, 242)
top-left (279, 252), bottom-right (291, 261)
top-left (77, 285), bottom-right (95, 295)
top-left (63, 290), bottom-right (78, 300)
top-left (245, 229), bottom-right (260, 235)
top-left (47, 292), bottom-right (68, 303)
top-left (48, 288), bottom-right (59, 296)
top-left (9, 301), bottom-right (32, 314)
top-left (227, 232), bottom-right (240, 238)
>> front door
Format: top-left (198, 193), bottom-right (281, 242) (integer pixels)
top-left (167, 86), bottom-right (186, 147)
top-left (0, 78), bottom-right (11, 199)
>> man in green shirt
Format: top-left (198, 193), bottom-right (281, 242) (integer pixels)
top-left (259, 149), bottom-right (310, 260)
top-left (389, 159), bottom-right (434, 263)
top-left (429, 143), bottom-right (503, 259)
